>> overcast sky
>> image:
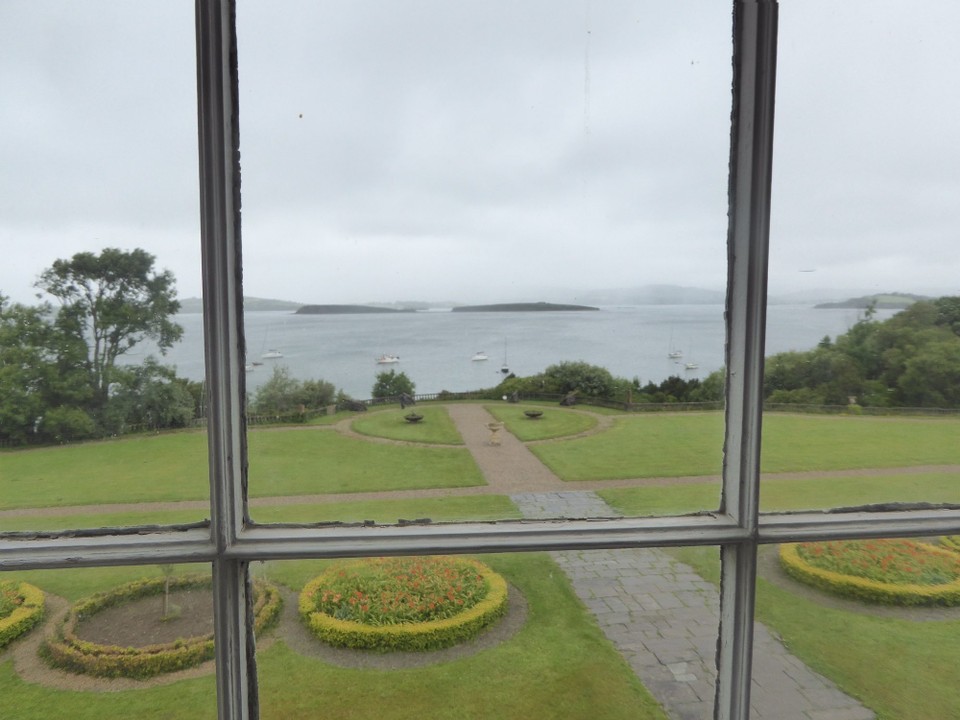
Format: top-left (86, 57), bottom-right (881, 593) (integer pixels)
top-left (1, 1), bottom-right (958, 307)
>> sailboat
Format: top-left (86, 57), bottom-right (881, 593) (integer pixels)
top-left (667, 328), bottom-right (683, 359)
top-left (500, 341), bottom-right (510, 374)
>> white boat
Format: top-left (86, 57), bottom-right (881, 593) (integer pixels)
top-left (376, 354), bottom-right (400, 364)
top-left (261, 349), bottom-right (283, 359)
top-left (668, 350), bottom-right (683, 359)
top-left (684, 362), bottom-right (699, 370)
top-left (471, 351), bottom-right (489, 361)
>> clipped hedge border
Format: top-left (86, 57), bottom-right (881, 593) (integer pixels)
top-left (42, 575), bottom-right (282, 679)
top-left (0, 582), bottom-right (45, 650)
top-left (779, 542), bottom-right (960, 607)
top-left (299, 557), bottom-right (509, 652)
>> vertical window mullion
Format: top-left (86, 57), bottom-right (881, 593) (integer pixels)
top-left (716, 1), bottom-right (779, 719)
top-left (196, 0), bottom-right (252, 718)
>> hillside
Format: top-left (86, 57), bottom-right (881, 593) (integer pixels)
top-left (178, 296), bottom-right (303, 313)
top-left (814, 293), bottom-right (928, 310)
top-left (452, 302), bottom-right (598, 313)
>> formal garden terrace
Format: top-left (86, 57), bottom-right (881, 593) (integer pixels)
top-left (1, 401), bottom-right (959, 718)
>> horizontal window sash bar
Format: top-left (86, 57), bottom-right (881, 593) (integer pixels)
top-left (758, 508), bottom-right (960, 542)
top-left (0, 529), bottom-right (215, 570)
top-left (3, 508), bottom-right (957, 570)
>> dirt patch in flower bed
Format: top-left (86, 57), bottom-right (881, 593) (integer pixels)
top-left (74, 587), bottom-right (212, 647)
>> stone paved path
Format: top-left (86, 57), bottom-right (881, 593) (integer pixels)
top-left (450, 405), bottom-right (875, 720)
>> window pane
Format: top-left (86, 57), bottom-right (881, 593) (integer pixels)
top-left (758, 536), bottom-right (960, 718)
top-left (762, 0), bottom-right (960, 510)
top-left (257, 548), bottom-right (720, 718)
top-left (0, 2), bottom-right (208, 531)
top-left (0, 563), bottom-right (217, 718)
top-left (237, 1), bottom-right (731, 523)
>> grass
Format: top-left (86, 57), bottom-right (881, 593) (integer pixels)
top-left (484, 404), bottom-right (598, 441)
top-left (599, 472), bottom-right (960, 517)
top-left (351, 406), bottom-right (464, 444)
top-left (1, 554), bottom-right (668, 720)
top-left (531, 413), bottom-right (960, 481)
top-left (0, 428), bottom-right (485, 510)
top-left (247, 431), bottom-right (482, 496)
top-left (671, 545), bottom-right (960, 720)
top-left (0, 496), bottom-right (521, 533)
top-left (4, 407), bottom-right (960, 717)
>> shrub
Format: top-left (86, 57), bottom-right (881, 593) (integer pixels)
top-left (42, 575), bottom-right (281, 679)
top-left (779, 540), bottom-right (960, 606)
top-left (372, 370), bottom-right (415, 399)
top-left (299, 556), bottom-right (509, 651)
top-left (0, 581), bottom-right (45, 650)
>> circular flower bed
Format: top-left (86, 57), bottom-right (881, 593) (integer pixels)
top-left (0, 581), bottom-right (45, 650)
top-left (42, 575), bottom-right (282, 679)
top-left (299, 556), bottom-right (509, 651)
top-left (780, 539), bottom-right (960, 606)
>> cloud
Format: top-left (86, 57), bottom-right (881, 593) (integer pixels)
top-left (1, 1), bottom-right (958, 306)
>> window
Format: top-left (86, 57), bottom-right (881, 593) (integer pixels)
top-left (2, 2), bottom-right (958, 719)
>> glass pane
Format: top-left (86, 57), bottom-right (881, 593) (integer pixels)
top-left (762, 0), bottom-right (960, 510)
top-left (758, 535), bottom-right (960, 719)
top-left (237, 1), bottom-right (731, 523)
top-left (0, 2), bottom-right (208, 531)
top-left (257, 547), bottom-right (720, 718)
top-left (0, 563), bottom-right (217, 718)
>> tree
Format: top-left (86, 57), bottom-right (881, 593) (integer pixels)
top-left (0, 296), bottom-right (91, 443)
top-left (103, 358), bottom-right (197, 432)
top-left (541, 361), bottom-right (616, 398)
top-left (372, 369), bottom-right (415, 399)
top-left (36, 248), bottom-right (183, 411)
top-left (250, 366), bottom-right (336, 416)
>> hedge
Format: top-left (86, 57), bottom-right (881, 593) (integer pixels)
top-left (42, 575), bottom-right (282, 679)
top-left (299, 557), bottom-right (509, 652)
top-left (0, 582), bottom-right (45, 650)
top-left (779, 542), bottom-right (960, 606)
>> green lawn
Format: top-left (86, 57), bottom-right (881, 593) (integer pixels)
top-left (0, 428), bottom-right (485, 510)
top-left (351, 406), bottom-right (464, 444)
top-left (0, 496), bottom-right (521, 534)
top-left (3, 408), bottom-right (960, 717)
top-left (2, 554), bottom-right (668, 720)
top-left (485, 403), bottom-right (598, 441)
top-left (531, 413), bottom-right (960, 481)
top-left (600, 472), bottom-right (960, 516)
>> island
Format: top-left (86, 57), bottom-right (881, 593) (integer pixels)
top-left (814, 293), bottom-right (928, 310)
top-left (451, 302), bottom-right (599, 313)
top-left (296, 305), bottom-right (417, 314)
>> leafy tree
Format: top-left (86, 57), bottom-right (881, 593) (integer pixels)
top-left (0, 296), bottom-right (91, 443)
top-left (103, 358), bottom-right (196, 432)
top-left (372, 369), bottom-right (415, 399)
top-left (251, 366), bottom-right (335, 415)
top-left (35, 248), bottom-right (183, 410)
top-left (541, 361), bottom-right (616, 398)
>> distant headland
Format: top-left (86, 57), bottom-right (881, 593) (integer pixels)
top-left (451, 302), bottom-right (598, 313)
top-left (296, 305), bottom-right (416, 315)
top-left (814, 293), bottom-right (928, 310)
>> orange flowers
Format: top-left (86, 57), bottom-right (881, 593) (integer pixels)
top-left (311, 556), bottom-right (490, 627)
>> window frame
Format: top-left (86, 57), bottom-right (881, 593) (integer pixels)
top-left (1, 1), bottom-right (959, 719)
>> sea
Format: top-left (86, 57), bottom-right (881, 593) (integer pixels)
top-left (156, 305), bottom-right (897, 400)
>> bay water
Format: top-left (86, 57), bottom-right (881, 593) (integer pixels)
top-left (158, 305), bottom-right (895, 400)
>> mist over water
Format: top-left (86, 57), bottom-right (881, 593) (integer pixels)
top-left (159, 305), bottom-right (895, 399)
